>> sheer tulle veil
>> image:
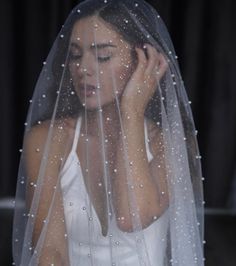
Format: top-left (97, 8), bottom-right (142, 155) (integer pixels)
top-left (12, 0), bottom-right (204, 265)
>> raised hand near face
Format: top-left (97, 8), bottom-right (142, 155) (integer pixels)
top-left (121, 43), bottom-right (168, 116)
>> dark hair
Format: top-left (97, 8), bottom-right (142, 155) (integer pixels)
top-left (41, 0), bottom-right (165, 121)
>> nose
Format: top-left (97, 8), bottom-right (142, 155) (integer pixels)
top-left (77, 53), bottom-right (94, 78)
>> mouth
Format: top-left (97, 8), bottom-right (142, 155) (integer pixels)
top-left (80, 84), bottom-right (98, 97)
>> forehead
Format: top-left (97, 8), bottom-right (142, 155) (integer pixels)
top-left (70, 16), bottom-right (126, 47)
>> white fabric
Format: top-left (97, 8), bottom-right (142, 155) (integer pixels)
top-left (12, 1), bottom-right (204, 265)
top-left (60, 115), bottom-right (169, 266)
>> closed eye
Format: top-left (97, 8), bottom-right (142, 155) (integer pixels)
top-left (69, 53), bottom-right (82, 61)
top-left (97, 56), bottom-right (111, 62)
top-left (69, 51), bottom-right (112, 63)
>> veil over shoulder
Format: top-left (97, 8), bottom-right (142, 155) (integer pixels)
top-left (12, 0), bottom-right (204, 265)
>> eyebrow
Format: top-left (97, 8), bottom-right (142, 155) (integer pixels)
top-left (70, 42), bottom-right (117, 50)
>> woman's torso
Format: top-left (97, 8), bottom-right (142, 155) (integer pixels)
top-left (60, 115), bottom-right (169, 266)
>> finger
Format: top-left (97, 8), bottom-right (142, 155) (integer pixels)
top-left (144, 44), bottom-right (159, 77)
top-left (154, 53), bottom-right (168, 80)
top-left (134, 47), bottom-right (148, 78)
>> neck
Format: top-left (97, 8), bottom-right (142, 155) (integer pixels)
top-left (80, 102), bottom-right (122, 138)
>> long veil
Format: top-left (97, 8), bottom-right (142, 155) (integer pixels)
top-left (12, 0), bottom-right (204, 265)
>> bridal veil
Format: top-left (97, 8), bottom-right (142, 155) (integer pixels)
top-left (12, 0), bottom-right (204, 265)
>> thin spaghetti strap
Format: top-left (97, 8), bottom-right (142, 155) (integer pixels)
top-left (71, 115), bottom-right (82, 153)
top-left (144, 118), bottom-right (153, 162)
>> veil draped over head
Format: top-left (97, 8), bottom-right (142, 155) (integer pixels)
top-left (12, 0), bottom-right (204, 265)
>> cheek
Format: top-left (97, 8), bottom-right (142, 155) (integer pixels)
top-left (115, 63), bottom-right (134, 91)
top-left (98, 66), bottom-right (128, 99)
top-left (103, 65), bottom-right (131, 98)
top-left (69, 63), bottom-right (78, 81)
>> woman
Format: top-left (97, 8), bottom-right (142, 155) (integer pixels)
top-left (12, 0), bottom-right (204, 265)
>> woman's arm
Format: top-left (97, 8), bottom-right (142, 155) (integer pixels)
top-left (112, 114), bottom-right (169, 232)
top-left (24, 121), bottom-right (70, 265)
top-left (112, 45), bottom-right (168, 232)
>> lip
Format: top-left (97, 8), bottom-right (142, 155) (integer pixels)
top-left (79, 84), bottom-right (98, 97)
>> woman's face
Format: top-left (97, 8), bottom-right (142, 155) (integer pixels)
top-left (69, 15), bottom-right (135, 110)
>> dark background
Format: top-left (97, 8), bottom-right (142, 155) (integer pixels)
top-left (0, 0), bottom-right (236, 265)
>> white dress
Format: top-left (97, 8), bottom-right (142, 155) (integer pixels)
top-left (60, 115), bottom-right (169, 266)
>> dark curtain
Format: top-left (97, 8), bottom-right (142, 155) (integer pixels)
top-left (1, 0), bottom-right (236, 209)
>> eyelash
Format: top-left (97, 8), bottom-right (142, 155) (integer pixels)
top-left (69, 54), bottom-right (81, 60)
top-left (69, 54), bottom-right (111, 62)
top-left (98, 56), bottom-right (111, 62)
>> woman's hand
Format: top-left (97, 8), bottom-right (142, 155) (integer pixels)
top-left (121, 43), bottom-right (168, 116)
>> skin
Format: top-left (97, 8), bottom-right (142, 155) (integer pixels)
top-left (69, 16), bottom-right (136, 111)
top-left (24, 15), bottom-right (169, 264)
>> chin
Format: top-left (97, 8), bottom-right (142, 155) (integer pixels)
top-left (80, 99), bottom-right (103, 111)
top-left (81, 97), bottom-right (117, 112)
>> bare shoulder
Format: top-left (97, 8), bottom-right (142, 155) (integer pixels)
top-left (24, 117), bottom-right (78, 178)
top-left (145, 117), bottom-right (163, 157)
top-left (24, 117), bottom-right (77, 148)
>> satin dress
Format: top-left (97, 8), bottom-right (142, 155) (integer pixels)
top-left (60, 115), bottom-right (169, 266)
